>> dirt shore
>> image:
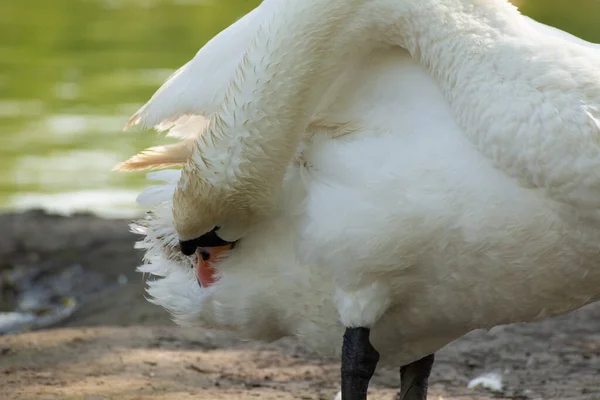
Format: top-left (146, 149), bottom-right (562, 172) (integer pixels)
top-left (1, 210), bottom-right (599, 400)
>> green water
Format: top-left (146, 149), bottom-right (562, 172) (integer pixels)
top-left (0, 0), bottom-right (598, 217)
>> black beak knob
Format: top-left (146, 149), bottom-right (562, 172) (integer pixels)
top-left (178, 226), bottom-right (236, 256)
top-left (179, 239), bottom-right (199, 256)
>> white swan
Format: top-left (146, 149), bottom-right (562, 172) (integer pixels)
top-left (117, 1), bottom-right (600, 399)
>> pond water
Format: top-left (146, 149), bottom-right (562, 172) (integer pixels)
top-left (1, 0), bottom-right (598, 218)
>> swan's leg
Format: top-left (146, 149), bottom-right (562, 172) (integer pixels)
top-left (341, 327), bottom-right (380, 400)
top-left (398, 354), bottom-right (435, 400)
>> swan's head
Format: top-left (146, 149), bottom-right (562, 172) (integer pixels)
top-left (172, 161), bottom-right (248, 254)
top-left (171, 140), bottom-right (283, 257)
top-left (127, 169), bottom-right (238, 297)
top-left (116, 116), bottom-right (281, 260)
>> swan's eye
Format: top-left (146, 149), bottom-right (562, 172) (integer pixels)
top-left (178, 226), bottom-right (236, 256)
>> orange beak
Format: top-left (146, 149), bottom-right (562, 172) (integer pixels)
top-left (195, 245), bottom-right (232, 287)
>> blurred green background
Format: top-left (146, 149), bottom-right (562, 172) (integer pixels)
top-left (0, 0), bottom-right (598, 217)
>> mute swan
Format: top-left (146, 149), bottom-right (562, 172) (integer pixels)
top-left (117, 1), bottom-right (600, 399)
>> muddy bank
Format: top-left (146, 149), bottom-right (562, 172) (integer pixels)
top-left (1, 210), bottom-right (599, 399)
top-left (0, 210), bottom-right (169, 331)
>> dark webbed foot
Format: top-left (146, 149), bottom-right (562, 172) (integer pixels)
top-left (340, 327), bottom-right (380, 400)
top-left (398, 354), bottom-right (435, 400)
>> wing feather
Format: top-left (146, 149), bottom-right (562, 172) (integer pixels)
top-left (125, 5), bottom-right (266, 131)
top-left (117, 6), bottom-right (267, 171)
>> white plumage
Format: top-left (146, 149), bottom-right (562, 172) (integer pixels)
top-left (120, 0), bottom-right (600, 371)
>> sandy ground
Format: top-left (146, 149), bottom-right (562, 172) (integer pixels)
top-left (1, 210), bottom-right (600, 400)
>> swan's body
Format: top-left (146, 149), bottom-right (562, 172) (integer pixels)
top-left (120, 0), bottom-right (600, 395)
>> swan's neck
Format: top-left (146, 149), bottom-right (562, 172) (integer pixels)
top-left (396, 0), bottom-right (600, 216)
top-left (393, 0), bottom-right (526, 131)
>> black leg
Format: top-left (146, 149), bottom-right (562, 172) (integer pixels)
top-left (398, 354), bottom-right (435, 400)
top-left (341, 327), bottom-right (380, 400)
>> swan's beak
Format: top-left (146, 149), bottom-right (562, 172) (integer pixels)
top-left (195, 245), bottom-right (233, 288)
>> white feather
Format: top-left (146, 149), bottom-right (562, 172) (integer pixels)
top-left (523, 16), bottom-right (600, 50)
top-left (145, 169), bottom-right (181, 183)
top-left (467, 372), bottom-right (504, 393)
